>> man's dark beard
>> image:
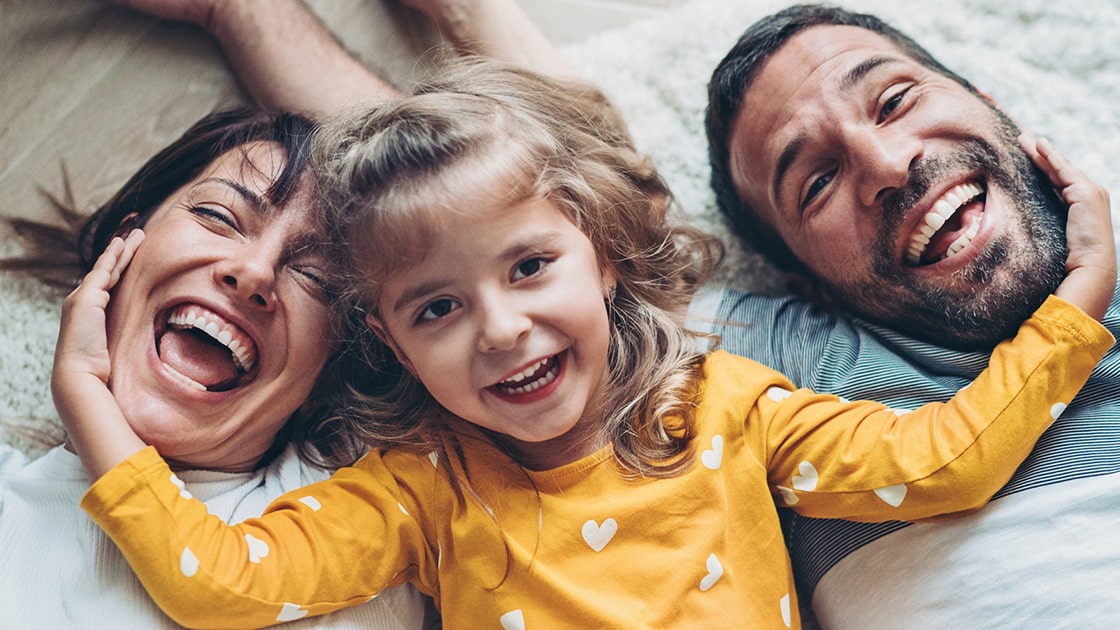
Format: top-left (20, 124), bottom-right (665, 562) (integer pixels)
top-left (823, 106), bottom-right (1068, 350)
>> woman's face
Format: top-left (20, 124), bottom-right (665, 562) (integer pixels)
top-left (103, 142), bottom-right (334, 471)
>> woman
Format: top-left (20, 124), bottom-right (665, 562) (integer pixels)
top-left (0, 109), bottom-right (427, 628)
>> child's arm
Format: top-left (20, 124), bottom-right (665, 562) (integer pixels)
top-left (1024, 134), bottom-right (1116, 321)
top-left (51, 230), bottom-right (148, 482)
top-left (754, 142), bottom-right (1115, 521)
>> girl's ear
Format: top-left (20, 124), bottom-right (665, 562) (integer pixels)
top-left (600, 267), bottom-right (618, 303)
top-left (365, 313), bottom-right (415, 375)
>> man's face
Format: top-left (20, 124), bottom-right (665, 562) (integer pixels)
top-left (728, 25), bottom-right (1067, 349)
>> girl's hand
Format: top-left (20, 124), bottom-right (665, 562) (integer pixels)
top-left (53, 229), bottom-right (144, 388)
top-left (1020, 134), bottom-right (1116, 321)
top-left (53, 229), bottom-right (150, 482)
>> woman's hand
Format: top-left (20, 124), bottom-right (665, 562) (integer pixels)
top-left (1020, 134), bottom-right (1116, 321)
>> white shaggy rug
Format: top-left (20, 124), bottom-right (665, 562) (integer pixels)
top-left (2, 0), bottom-right (1118, 458)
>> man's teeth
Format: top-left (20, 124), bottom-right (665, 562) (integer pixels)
top-left (905, 182), bottom-right (984, 265)
top-left (498, 357), bottom-right (558, 394)
top-left (168, 309), bottom-right (255, 372)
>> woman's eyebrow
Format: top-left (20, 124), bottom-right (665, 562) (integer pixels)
top-left (194, 177), bottom-right (271, 217)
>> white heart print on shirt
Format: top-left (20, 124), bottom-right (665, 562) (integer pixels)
top-left (699, 553), bottom-right (723, 591)
top-left (791, 461), bottom-right (818, 491)
top-left (245, 533), bottom-right (270, 563)
top-left (276, 603), bottom-right (308, 622)
top-left (582, 518), bottom-right (617, 552)
top-left (701, 434), bottom-right (723, 470)
top-left (500, 609), bottom-right (525, 630)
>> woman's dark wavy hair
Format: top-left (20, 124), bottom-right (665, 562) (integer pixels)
top-left (2, 108), bottom-right (368, 468)
top-left (705, 3), bottom-right (976, 275)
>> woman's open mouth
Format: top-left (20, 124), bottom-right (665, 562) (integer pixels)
top-left (156, 304), bottom-right (258, 392)
top-left (904, 181), bottom-right (986, 266)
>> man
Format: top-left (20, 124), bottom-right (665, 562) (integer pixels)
top-left (704, 5), bottom-right (1118, 627)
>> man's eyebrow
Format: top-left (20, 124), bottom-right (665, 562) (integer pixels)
top-left (839, 55), bottom-right (901, 91)
top-left (771, 56), bottom-right (904, 209)
top-left (773, 135), bottom-right (806, 211)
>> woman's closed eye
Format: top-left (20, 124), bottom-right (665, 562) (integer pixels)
top-left (289, 266), bottom-right (333, 301)
top-left (189, 205), bottom-right (241, 233)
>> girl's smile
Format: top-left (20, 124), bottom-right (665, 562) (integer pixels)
top-left (377, 195), bottom-right (616, 468)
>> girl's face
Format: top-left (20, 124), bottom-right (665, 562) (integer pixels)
top-left (377, 196), bottom-right (616, 469)
top-left (104, 142), bottom-right (335, 472)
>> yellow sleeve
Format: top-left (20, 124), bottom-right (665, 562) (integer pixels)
top-left (80, 447), bottom-right (434, 629)
top-left (746, 295), bottom-right (1113, 522)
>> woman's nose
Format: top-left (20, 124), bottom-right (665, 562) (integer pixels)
top-left (215, 249), bottom-right (279, 310)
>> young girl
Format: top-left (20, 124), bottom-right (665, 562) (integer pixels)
top-left (59, 59), bottom-right (1114, 628)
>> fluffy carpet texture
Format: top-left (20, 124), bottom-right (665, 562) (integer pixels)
top-left (2, 0), bottom-right (1117, 457)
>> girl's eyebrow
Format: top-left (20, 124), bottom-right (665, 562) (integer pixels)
top-left (391, 280), bottom-right (450, 314)
top-left (389, 229), bottom-right (565, 314)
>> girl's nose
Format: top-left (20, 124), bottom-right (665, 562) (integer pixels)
top-left (477, 294), bottom-right (531, 353)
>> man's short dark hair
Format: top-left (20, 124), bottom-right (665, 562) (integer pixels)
top-left (704, 4), bottom-right (976, 274)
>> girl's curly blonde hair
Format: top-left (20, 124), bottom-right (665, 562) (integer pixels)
top-left (315, 56), bottom-right (722, 478)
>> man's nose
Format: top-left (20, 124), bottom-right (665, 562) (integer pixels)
top-left (215, 245), bottom-right (280, 310)
top-left (849, 126), bottom-right (922, 208)
top-left (476, 292), bottom-right (531, 353)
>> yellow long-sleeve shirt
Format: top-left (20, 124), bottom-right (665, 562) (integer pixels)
top-left (82, 296), bottom-right (1112, 629)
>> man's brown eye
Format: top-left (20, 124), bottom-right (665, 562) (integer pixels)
top-left (879, 87), bottom-right (910, 122)
top-left (803, 172), bottom-right (834, 209)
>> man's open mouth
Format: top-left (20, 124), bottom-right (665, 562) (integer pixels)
top-left (904, 181), bottom-right (986, 266)
top-left (157, 304), bottom-right (258, 392)
top-left (493, 355), bottom-right (560, 395)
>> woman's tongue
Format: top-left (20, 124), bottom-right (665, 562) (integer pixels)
top-left (158, 329), bottom-right (239, 389)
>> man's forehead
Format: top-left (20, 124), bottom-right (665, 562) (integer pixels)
top-left (728, 25), bottom-right (909, 210)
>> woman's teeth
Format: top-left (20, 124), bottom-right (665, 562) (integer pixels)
top-left (167, 307), bottom-right (256, 372)
top-left (905, 181), bottom-right (984, 265)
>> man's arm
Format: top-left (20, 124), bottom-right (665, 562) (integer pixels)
top-left (401, 0), bottom-right (572, 78)
top-left (104, 0), bottom-right (571, 117)
top-left (104, 0), bottom-right (399, 117)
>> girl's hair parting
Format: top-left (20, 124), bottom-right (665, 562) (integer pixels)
top-left (315, 56), bottom-right (724, 478)
top-left (0, 108), bottom-right (371, 469)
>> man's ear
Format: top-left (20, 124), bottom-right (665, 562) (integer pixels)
top-left (365, 312), bottom-right (415, 375)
